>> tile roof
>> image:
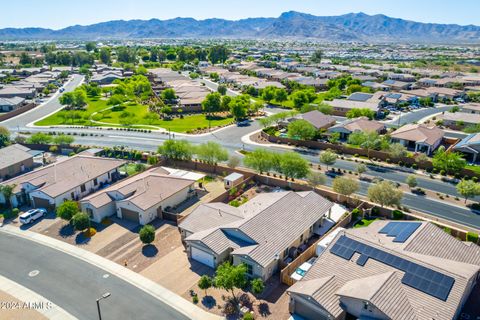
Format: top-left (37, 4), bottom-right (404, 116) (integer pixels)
top-left (0, 144), bottom-right (32, 170)
top-left (184, 191), bottom-right (333, 267)
top-left (391, 124), bottom-right (444, 146)
top-left (329, 117), bottom-right (385, 134)
top-left (300, 110), bottom-right (336, 129)
top-left (0, 155), bottom-right (125, 197)
top-left (289, 221), bottom-right (480, 320)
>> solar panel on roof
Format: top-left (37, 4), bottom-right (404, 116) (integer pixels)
top-left (379, 222), bottom-right (421, 243)
top-left (329, 235), bottom-right (455, 301)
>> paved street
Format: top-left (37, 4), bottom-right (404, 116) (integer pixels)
top-left (0, 232), bottom-right (190, 320)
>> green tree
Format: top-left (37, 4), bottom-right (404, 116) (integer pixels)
top-left (332, 177), bottom-right (359, 201)
top-left (202, 92), bottom-right (222, 114)
top-left (0, 184), bottom-right (16, 208)
top-left (85, 42), bottom-right (96, 52)
top-left (406, 175), bottom-right (418, 189)
top-left (196, 142), bottom-right (228, 164)
top-left (368, 181), bottom-right (403, 208)
top-left (26, 133), bottom-right (53, 144)
top-left (310, 50), bottom-right (323, 63)
top-left (319, 149), bottom-right (337, 171)
top-left (456, 179), bottom-right (480, 203)
top-left (217, 84), bottom-right (227, 96)
top-left (279, 152), bottom-right (310, 179)
top-left (244, 149), bottom-right (275, 174)
top-left (72, 212), bottom-right (90, 231)
top-left (161, 88), bottom-right (177, 101)
top-left (261, 86), bottom-right (277, 103)
top-left (346, 108), bottom-right (375, 120)
top-left (306, 171), bottom-right (327, 189)
top-left (213, 262), bottom-right (248, 303)
top-left (229, 95), bottom-right (250, 121)
top-left (0, 126), bottom-right (10, 147)
top-left (53, 134), bottom-right (74, 145)
top-left (251, 278), bottom-right (265, 297)
top-left (389, 143), bottom-right (407, 159)
top-left (56, 200), bottom-right (79, 221)
top-left (317, 103), bottom-right (333, 115)
top-left (198, 275), bottom-right (213, 296)
top-left (221, 95), bottom-right (232, 111)
top-left (275, 88), bottom-right (288, 103)
top-left (356, 163), bottom-right (367, 178)
top-left (99, 48), bottom-right (111, 64)
top-left (139, 225), bottom-right (156, 244)
top-left (208, 45), bottom-right (230, 64)
top-left (432, 146), bottom-right (466, 174)
top-left (287, 120), bottom-right (316, 140)
top-left (158, 140), bottom-right (193, 160)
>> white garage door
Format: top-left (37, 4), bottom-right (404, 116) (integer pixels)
top-left (191, 247), bottom-right (215, 268)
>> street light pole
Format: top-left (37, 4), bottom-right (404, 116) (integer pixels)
top-left (96, 292), bottom-right (111, 320)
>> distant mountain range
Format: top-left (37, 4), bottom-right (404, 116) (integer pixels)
top-left (1, 11), bottom-right (480, 43)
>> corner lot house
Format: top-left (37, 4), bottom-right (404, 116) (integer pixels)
top-left (288, 221), bottom-right (480, 320)
top-left (0, 155), bottom-right (125, 210)
top-left (438, 112), bottom-right (480, 128)
top-left (390, 124), bottom-right (444, 155)
top-left (0, 144), bottom-right (34, 181)
top-left (326, 99), bottom-right (380, 117)
top-left (328, 117), bottom-right (386, 140)
top-left (179, 191), bottom-right (333, 281)
top-left (0, 96), bottom-right (25, 112)
top-left (80, 167), bottom-right (196, 225)
top-left (299, 110), bottom-right (337, 130)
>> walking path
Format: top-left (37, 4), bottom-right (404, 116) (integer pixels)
top-left (0, 274), bottom-right (77, 320)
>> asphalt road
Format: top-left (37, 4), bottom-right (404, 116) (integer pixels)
top-left (0, 232), bottom-right (189, 320)
top-left (2, 74), bottom-right (84, 129)
top-left (2, 76), bottom-right (479, 228)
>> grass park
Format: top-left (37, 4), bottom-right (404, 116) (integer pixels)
top-left (34, 97), bottom-right (234, 133)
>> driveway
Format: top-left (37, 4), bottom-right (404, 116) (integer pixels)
top-left (141, 246), bottom-right (214, 296)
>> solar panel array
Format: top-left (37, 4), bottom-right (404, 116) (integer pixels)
top-left (330, 235), bottom-right (455, 301)
top-left (379, 222), bottom-right (422, 243)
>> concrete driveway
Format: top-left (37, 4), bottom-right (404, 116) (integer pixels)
top-left (140, 246), bottom-right (214, 296)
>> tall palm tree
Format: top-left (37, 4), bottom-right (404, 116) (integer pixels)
top-left (0, 184), bottom-right (16, 209)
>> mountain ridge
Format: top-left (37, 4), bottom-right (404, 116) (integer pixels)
top-left (0, 11), bottom-right (479, 43)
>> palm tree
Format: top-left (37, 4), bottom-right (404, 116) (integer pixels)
top-left (0, 184), bottom-right (16, 209)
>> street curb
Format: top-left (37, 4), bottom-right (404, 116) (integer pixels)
top-left (0, 274), bottom-right (77, 320)
top-left (0, 225), bottom-right (223, 320)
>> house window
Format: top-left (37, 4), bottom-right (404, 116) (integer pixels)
top-left (246, 263), bottom-right (253, 275)
top-left (80, 184), bottom-right (86, 192)
top-left (93, 178), bottom-right (98, 186)
top-left (70, 192), bottom-right (74, 199)
top-left (86, 208), bottom-right (93, 218)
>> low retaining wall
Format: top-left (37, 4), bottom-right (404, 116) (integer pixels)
top-left (0, 103), bottom-right (36, 122)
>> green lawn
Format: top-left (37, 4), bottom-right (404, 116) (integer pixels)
top-left (353, 218), bottom-right (379, 228)
top-left (466, 165), bottom-right (480, 175)
top-left (35, 97), bottom-right (234, 133)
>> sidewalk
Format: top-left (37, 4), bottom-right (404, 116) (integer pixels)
top-left (0, 274), bottom-right (76, 320)
top-left (0, 225), bottom-right (223, 320)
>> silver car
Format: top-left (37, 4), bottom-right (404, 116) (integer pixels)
top-left (19, 208), bottom-right (47, 224)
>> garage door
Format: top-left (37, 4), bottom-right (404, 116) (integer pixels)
top-left (121, 208), bottom-right (140, 224)
top-left (294, 298), bottom-right (329, 320)
top-left (32, 197), bottom-right (53, 211)
top-left (191, 247), bottom-right (215, 268)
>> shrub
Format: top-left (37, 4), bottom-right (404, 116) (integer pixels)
top-left (192, 295), bottom-right (199, 304)
top-left (440, 170), bottom-right (446, 176)
top-left (223, 301), bottom-right (237, 316)
top-left (473, 176), bottom-right (479, 182)
top-left (443, 227), bottom-right (452, 235)
top-left (12, 208), bottom-right (20, 217)
top-left (392, 210), bottom-right (404, 220)
top-left (371, 207), bottom-right (380, 215)
top-left (243, 313), bottom-right (254, 320)
top-left (466, 232), bottom-right (479, 244)
top-left (139, 225), bottom-right (155, 244)
top-left (72, 212), bottom-right (90, 231)
top-left (83, 227), bottom-right (97, 237)
top-left (351, 208), bottom-right (363, 220)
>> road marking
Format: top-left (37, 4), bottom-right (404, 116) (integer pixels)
top-left (103, 273), bottom-right (110, 279)
top-left (107, 135), bottom-right (163, 142)
top-left (28, 270), bottom-right (40, 277)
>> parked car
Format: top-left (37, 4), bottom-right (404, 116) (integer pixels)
top-left (19, 208), bottom-right (47, 225)
top-left (236, 120), bottom-right (250, 127)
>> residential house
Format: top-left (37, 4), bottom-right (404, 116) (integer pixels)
top-left (299, 110), bottom-right (337, 130)
top-left (328, 117), bottom-right (386, 140)
top-left (0, 144), bottom-right (34, 181)
top-left (437, 112), bottom-right (480, 129)
top-left (179, 191), bottom-right (333, 280)
top-left (326, 99), bottom-right (381, 117)
top-left (390, 124), bottom-right (444, 154)
top-left (80, 167), bottom-right (196, 225)
top-left (362, 81), bottom-right (389, 91)
top-left (0, 86), bottom-right (36, 99)
top-left (382, 80), bottom-right (413, 91)
top-left (453, 133), bottom-right (480, 162)
top-left (461, 103), bottom-right (480, 114)
top-left (0, 96), bottom-right (25, 112)
top-left (288, 220), bottom-right (480, 320)
top-left (0, 155), bottom-right (125, 210)
top-left (90, 71), bottom-right (124, 85)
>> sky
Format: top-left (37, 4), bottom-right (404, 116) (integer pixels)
top-left (2, 0), bottom-right (480, 29)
